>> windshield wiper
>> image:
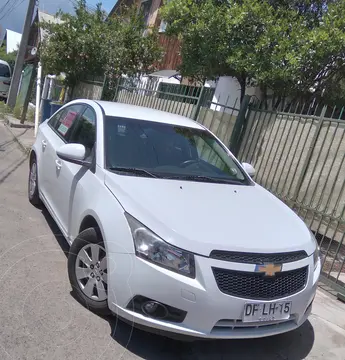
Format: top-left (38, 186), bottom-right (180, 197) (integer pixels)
top-left (108, 167), bottom-right (158, 178)
top-left (174, 175), bottom-right (243, 184)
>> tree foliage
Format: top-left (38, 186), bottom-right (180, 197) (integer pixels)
top-left (40, 1), bottom-right (162, 87)
top-left (104, 8), bottom-right (163, 84)
top-left (161, 0), bottom-right (345, 102)
top-left (0, 42), bottom-right (17, 70)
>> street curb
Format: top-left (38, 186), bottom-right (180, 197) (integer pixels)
top-left (4, 114), bottom-right (35, 129)
top-left (337, 292), bottom-right (345, 304)
top-left (3, 121), bottom-right (31, 155)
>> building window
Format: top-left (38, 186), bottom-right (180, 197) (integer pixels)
top-left (158, 0), bottom-right (170, 32)
top-left (159, 20), bottom-right (167, 33)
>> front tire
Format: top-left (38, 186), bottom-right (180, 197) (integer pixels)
top-left (68, 227), bottom-right (111, 315)
top-left (28, 156), bottom-right (42, 206)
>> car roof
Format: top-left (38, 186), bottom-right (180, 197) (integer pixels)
top-left (0, 59), bottom-right (10, 66)
top-left (95, 101), bottom-right (204, 129)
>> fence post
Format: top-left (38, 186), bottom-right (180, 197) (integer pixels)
top-left (229, 95), bottom-right (251, 157)
top-left (291, 105), bottom-right (327, 204)
top-left (192, 86), bottom-right (206, 121)
top-left (100, 75), bottom-right (107, 100)
top-left (112, 78), bottom-right (121, 102)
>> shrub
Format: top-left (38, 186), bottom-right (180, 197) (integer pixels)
top-left (0, 101), bottom-right (10, 118)
top-left (12, 104), bottom-right (23, 119)
top-left (26, 108), bottom-right (35, 122)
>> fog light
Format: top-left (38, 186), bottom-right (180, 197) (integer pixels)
top-left (127, 295), bottom-right (187, 323)
top-left (142, 301), bottom-right (168, 319)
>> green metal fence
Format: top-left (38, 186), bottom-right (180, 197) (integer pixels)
top-left (112, 76), bottom-right (245, 149)
top-left (113, 77), bottom-right (215, 120)
top-left (238, 99), bottom-right (345, 297)
top-left (111, 79), bottom-right (345, 295)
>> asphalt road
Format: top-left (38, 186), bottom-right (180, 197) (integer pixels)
top-left (1, 121), bottom-right (345, 360)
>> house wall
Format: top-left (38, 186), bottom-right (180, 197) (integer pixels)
top-left (207, 76), bottom-right (263, 113)
top-left (5, 29), bottom-right (22, 54)
top-left (147, 0), bottom-right (161, 27)
top-left (209, 77), bottom-right (241, 111)
top-left (72, 80), bottom-right (103, 100)
top-left (110, 0), bottom-right (140, 16)
top-left (110, 0), bottom-right (181, 71)
top-left (158, 34), bottom-right (181, 71)
top-left (147, 0), bottom-right (181, 71)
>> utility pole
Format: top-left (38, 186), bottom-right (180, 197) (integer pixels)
top-left (34, 62), bottom-right (42, 137)
top-left (7, 0), bottom-right (36, 108)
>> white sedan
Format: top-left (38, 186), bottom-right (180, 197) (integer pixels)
top-left (28, 100), bottom-right (320, 339)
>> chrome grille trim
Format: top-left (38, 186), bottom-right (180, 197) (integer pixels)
top-left (209, 250), bottom-right (308, 264)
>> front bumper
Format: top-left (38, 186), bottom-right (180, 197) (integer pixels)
top-left (107, 253), bottom-right (320, 339)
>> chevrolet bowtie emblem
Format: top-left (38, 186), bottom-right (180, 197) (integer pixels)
top-left (255, 263), bottom-right (282, 277)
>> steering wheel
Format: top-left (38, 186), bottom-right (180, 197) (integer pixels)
top-left (179, 159), bottom-right (200, 168)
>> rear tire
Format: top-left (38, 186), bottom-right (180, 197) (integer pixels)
top-left (68, 227), bottom-right (111, 316)
top-left (28, 156), bottom-right (42, 206)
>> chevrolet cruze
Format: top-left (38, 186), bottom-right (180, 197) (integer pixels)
top-left (28, 100), bottom-right (320, 339)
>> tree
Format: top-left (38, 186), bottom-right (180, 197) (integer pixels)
top-left (104, 7), bottom-right (163, 85)
top-left (40, 1), bottom-right (162, 89)
top-left (161, 0), bottom-right (345, 103)
top-left (0, 42), bottom-right (17, 70)
top-left (40, 1), bottom-right (108, 87)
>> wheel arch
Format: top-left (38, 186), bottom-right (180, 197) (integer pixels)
top-left (76, 212), bottom-right (108, 249)
top-left (79, 214), bottom-right (101, 235)
top-left (29, 149), bottom-right (36, 166)
top-left (72, 199), bottom-right (134, 255)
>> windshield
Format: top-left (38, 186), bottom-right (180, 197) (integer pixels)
top-left (0, 64), bottom-right (10, 78)
top-left (104, 116), bottom-right (251, 185)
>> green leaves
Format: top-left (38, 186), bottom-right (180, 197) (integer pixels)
top-left (161, 0), bottom-right (345, 101)
top-left (0, 42), bottom-right (17, 70)
top-left (40, 1), bottom-right (163, 88)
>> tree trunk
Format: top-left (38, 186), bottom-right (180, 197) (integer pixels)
top-left (238, 75), bottom-right (246, 103)
top-left (260, 84), bottom-right (268, 110)
top-left (274, 95), bottom-right (282, 110)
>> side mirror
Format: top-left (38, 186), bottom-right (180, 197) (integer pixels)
top-left (242, 162), bottom-right (255, 178)
top-left (56, 143), bottom-right (91, 167)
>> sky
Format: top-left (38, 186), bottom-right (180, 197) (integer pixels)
top-left (0, 0), bottom-right (117, 37)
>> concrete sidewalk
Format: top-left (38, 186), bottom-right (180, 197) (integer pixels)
top-left (1, 117), bottom-right (35, 152)
top-left (308, 289), bottom-right (345, 359)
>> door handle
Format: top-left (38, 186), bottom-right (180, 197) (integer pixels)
top-left (55, 159), bottom-right (62, 170)
top-left (42, 140), bottom-right (47, 149)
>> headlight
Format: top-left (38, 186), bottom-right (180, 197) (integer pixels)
top-left (311, 231), bottom-right (320, 270)
top-left (125, 213), bottom-right (196, 278)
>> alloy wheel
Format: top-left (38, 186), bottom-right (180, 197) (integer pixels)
top-left (29, 162), bottom-right (37, 197)
top-left (75, 244), bottom-right (107, 301)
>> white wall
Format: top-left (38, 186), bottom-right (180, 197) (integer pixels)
top-left (5, 29), bottom-right (22, 54)
top-left (123, 74), bottom-right (180, 95)
top-left (206, 76), bottom-right (262, 113)
top-left (209, 76), bottom-right (241, 112)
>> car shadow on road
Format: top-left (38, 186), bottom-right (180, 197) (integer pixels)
top-left (107, 316), bottom-right (315, 360)
top-left (41, 207), bottom-right (69, 257)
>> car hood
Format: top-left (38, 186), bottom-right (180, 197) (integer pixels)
top-left (104, 173), bottom-right (315, 257)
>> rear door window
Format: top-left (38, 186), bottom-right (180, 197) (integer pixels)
top-left (49, 104), bottom-right (84, 142)
top-left (69, 106), bottom-right (96, 159)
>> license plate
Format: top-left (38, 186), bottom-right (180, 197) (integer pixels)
top-left (243, 301), bottom-right (291, 323)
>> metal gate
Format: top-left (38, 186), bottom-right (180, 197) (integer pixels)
top-left (238, 99), bottom-right (345, 297)
top-left (112, 77), bottom-right (215, 119)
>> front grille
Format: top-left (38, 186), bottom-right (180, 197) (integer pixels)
top-left (213, 266), bottom-right (308, 300)
top-left (211, 318), bottom-right (296, 335)
top-left (213, 316), bottom-right (296, 330)
top-left (209, 250), bottom-right (308, 264)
